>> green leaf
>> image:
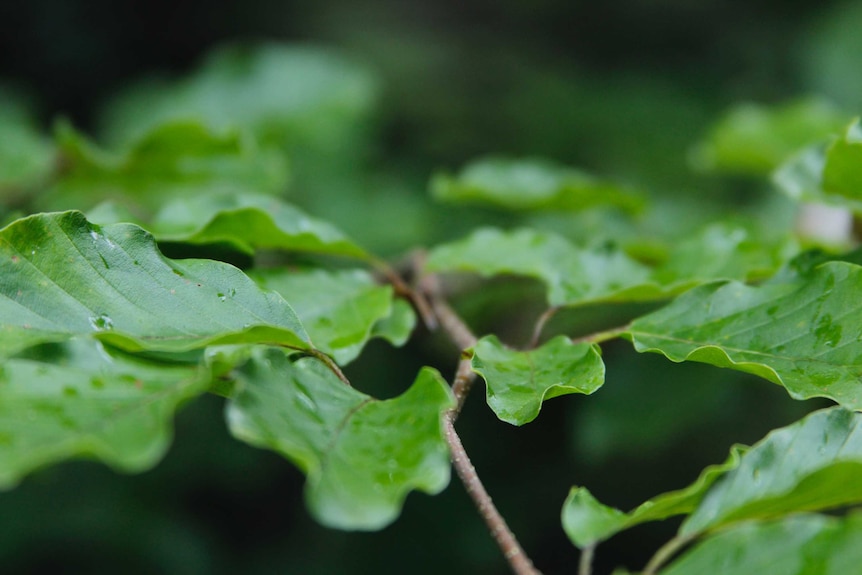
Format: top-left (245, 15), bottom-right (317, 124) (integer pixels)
top-left (774, 120), bottom-right (862, 214)
top-left (149, 192), bottom-right (369, 259)
top-left (562, 446), bottom-right (745, 548)
top-left (98, 43), bottom-right (378, 151)
top-left (43, 121), bottom-right (289, 213)
top-left (662, 513), bottom-right (862, 575)
top-left (823, 119), bottom-right (862, 199)
top-left (431, 156), bottom-right (643, 213)
top-left (250, 268), bottom-right (415, 364)
top-left (0, 211), bottom-right (309, 357)
top-left (0, 339), bottom-right (211, 488)
top-left (681, 406), bottom-right (862, 535)
top-left (628, 261), bottom-right (862, 409)
top-left (0, 87), bottom-right (55, 195)
top-left (471, 335), bottom-right (604, 425)
top-left (226, 350), bottom-right (454, 530)
top-left (691, 98), bottom-right (847, 175)
top-left (426, 226), bottom-right (791, 307)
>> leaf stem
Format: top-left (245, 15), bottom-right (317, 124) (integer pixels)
top-left (642, 534), bottom-right (695, 575)
top-left (372, 256), bottom-right (438, 330)
top-left (307, 348), bottom-right (351, 387)
top-left (443, 413), bottom-right (543, 575)
top-left (578, 545), bottom-right (595, 575)
top-left (420, 268), bottom-right (479, 413)
top-left (571, 325), bottom-right (630, 345)
top-left (530, 306), bottom-right (561, 348)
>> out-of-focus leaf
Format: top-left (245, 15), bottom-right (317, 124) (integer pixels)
top-left (0, 339), bottom-right (211, 488)
top-left (226, 350), bottom-right (454, 530)
top-left (430, 157), bottom-right (643, 213)
top-left (691, 98), bottom-right (847, 175)
top-left (628, 262), bottom-right (862, 409)
top-left (98, 43), bottom-right (378, 151)
top-left (822, 120), bottom-right (862, 199)
top-left (42, 121), bottom-right (289, 213)
top-left (0, 211), bottom-right (309, 357)
top-left (426, 225), bottom-right (792, 307)
top-left (562, 446), bottom-right (745, 548)
top-left (681, 407), bottom-right (862, 535)
top-left (0, 87), bottom-right (55, 195)
top-left (774, 120), bottom-right (862, 214)
top-left (150, 192), bottom-right (369, 259)
top-left (250, 268), bottom-right (414, 365)
top-left (662, 513), bottom-right (862, 575)
top-left (471, 335), bottom-right (604, 425)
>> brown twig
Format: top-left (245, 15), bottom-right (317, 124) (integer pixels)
top-left (416, 256), bottom-right (542, 574)
top-left (372, 256), bottom-right (438, 330)
top-left (529, 305), bottom-right (561, 348)
top-left (307, 348), bottom-right (351, 387)
top-left (443, 413), bottom-right (542, 575)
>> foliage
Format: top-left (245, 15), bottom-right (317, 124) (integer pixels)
top-left (2, 41), bottom-right (862, 574)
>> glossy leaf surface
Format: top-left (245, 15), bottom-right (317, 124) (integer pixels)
top-left (150, 192), bottom-right (369, 259)
top-left (250, 268), bottom-right (414, 364)
top-left (427, 226), bottom-right (790, 307)
top-left (0, 211), bottom-right (309, 357)
top-left (471, 335), bottom-right (604, 425)
top-left (226, 351), bottom-right (454, 530)
top-left (431, 156), bottom-right (643, 212)
top-left (562, 446), bottom-right (745, 548)
top-left (662, 513), bottom-right (862, 575)
top-left (629, 262), bottom-right (862, 409)
top-left (682, 406), bottom-right (862, 535)
top-left (0, 339), bottom-right (211, 488)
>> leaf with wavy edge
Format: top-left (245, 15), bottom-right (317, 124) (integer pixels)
top-left (681, 407), bottom-right (862, 535)
top-left (150, 192), bottom-right (369, 259)
top-left (0, 339), bottom-right (211, 488)
top-left (661, 513), bottom-right (862, 575)
top-left (471, 335), bottom-right (604, 425)
top-left (628, 262), bottom-right (862, 409)
top-left (226, 350), bottom-right (454, 530)
top-left (430, 156), bottom-right (643, 213)
top-left (426, 226), bottom-right (791, 307)
top-left (0, 211), bottom-right (309, 357)
top-left (250, 267), bottom-right (415, 364)
top-left (42, 121), bottom-right (289, 213)
top-left (562, 446), bottom-right (745, 548)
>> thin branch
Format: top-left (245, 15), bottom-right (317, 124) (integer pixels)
top-left (642, 534), bottom-right (695, 575)
top-left (371, 256), bottom-right (438, 330)
top-left (443, 413), bottom-right (543, 575)
top-left (418, 264), bottom-right (479, 413)
top-left (578, 545), bottom-right (595, 575)
top-left (529, 306), bottom-right (561, 348)
top-left (307, 348), bottom-right (351, 387)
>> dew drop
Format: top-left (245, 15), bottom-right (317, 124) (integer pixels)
top-left (89, 313), bottom-right (114, 331)
top-left (217, 292), bottom-right (226, 302)
top-left (63, 386), bottom-right (79, 397)
top-left (229, 288), bottom-right (237, 298)
top-left (90, 377), bottom-right (105, 390)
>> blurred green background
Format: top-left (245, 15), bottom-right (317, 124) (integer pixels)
top-left (0, 0), bottom-right (860, 573)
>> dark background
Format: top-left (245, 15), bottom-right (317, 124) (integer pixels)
top-left (1, 1), bottom-right (860, 573)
